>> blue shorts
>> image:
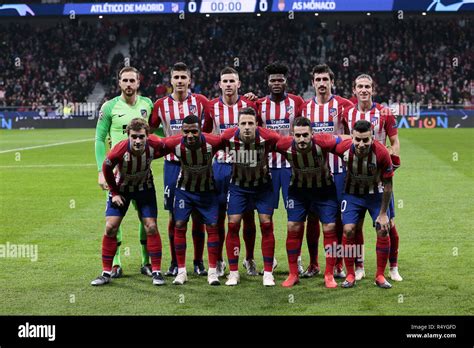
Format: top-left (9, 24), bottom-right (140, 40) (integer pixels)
top-left (227, 183), bottom-right (274, 216)
top-left (333, 171), bottom-right (347, 204)
top-left (286, 184), bottom-right (338, 223)
top-left (163, 160), bottom-right (180, 211)
top-left (213, 161), bottom-right (232, 206)
top-left (341, 192), bottom-right (392, 226)
top-left (106, 188), bottom-right (157, 218)
top-left (390, 192), bottom-right (396, 218)
top-left (174, 188), bottom-right (219, 225)
top-left (270, 167), bottom-right (292, 209)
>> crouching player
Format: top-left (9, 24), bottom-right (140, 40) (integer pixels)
top-left (91, 118), bottom-right (167, 286)
top-left (276, 117), bottom-right (349, 288)
top-left (163, 115), bottom-right (223, 286)
top-left (335, 120), bottom-right (394, 289)
top-left (221, 107), bottom-right (280, 286)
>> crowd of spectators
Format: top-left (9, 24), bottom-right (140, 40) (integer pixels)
top-left (1, 15), bottom-right (472, 110)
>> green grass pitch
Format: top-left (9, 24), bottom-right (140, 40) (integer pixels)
top-left (0, 128), bottom-right (472, 315)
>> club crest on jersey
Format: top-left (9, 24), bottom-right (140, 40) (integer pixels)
top-left (286, 106), bottom-right (294, 116)
top-left (140, 109), bottom-right (148, 118)
top-left (189, 105), bottom-right (197, 115)
top-left (371, 116), bottom-right (379, 126)
top-left (329, 108), bottom-right (338, 118)
top-left (368, 163), bottom-right (376, 175)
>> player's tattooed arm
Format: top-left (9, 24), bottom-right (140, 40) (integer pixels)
top-left (376, 177), bottom-right (393, 234)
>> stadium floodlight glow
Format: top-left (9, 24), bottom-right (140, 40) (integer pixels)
top-left (422, 12), bottom-right (427, 15)
top-left (98, 15), bottom-right (103, 18)
top-left (314, 12), bottom-right (319, 16)
top-left (205, 13), bottom-right (210, 17)
top-left (257, 13), bottom-right (261, 16)
top-left (367, 12), bottom-right (371, 16)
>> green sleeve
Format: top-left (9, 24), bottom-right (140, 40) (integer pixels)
top-left (95, 102), bottom-right (113, 172)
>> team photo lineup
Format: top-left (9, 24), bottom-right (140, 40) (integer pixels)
top-left (91, 61), bottom-right (402, 290)
top-left (1, 4), bottom-right (473, 343)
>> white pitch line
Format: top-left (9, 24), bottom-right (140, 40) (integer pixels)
top-left (0, 138), bottom-right (94, 154)
top-left (0, 164), bottom-right (96, 168)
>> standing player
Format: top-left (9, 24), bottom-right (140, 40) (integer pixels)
top-left (334, 120), bottom-right (394, 289)
top-left (220, 107), bottom-right (280, 286)
top-left (276, 117), bottom-right (350, 288)
top-left (162, 115), bottom-right (224, 286)
top-left (150, 62), bottom-right (209, 277)
top-left (203, 67), bottom-right (260, 277)
top-left (95, 66), bottom-right (154, 278)
top-left (91, 118), bottom-right (167, 286)
top-left (301, 64), bottom-right (354, 278)
top-left (344, 74), bottom-right (402, 282)
top-left (257, 62), bottom-right (305, 275)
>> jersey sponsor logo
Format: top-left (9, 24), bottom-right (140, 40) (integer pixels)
top-left (219, 123), bottom-right (237, 130)
top-left (312, 121), bottom-right (334, 133)
top-left (266, 119), bottom-right (290, 130)
top-left (170, 119), bottom-right (183, 131)
top-left (329, 108), bottom-right (338, 118)
top-left (114, 114), bottom-right (125, 118)
top-left (140, 109), bottom-right (148, 118)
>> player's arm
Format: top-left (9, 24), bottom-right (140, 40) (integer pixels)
top-left (243, 91), bottom-right (259, 102)
top-left (102, 147), bottom-right (125, 206)
top-left (202, 100), bottom-right (214, 133)
top-left (149, 100), bottom-right (162, 134)
top-left (334, 138), bottom-right (352, 158)
top-left (375, 147), bottom-right (394, 233)
top-left (385, 110), bottom-right (401, 169)
top-left (95, 103), bottom-right (113, 190)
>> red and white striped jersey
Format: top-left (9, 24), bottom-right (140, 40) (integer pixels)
top-left (103, 135), bottom-right (167, 196)
top-left (163, 134), bottom-right (224, 192)
top-left (276, 133), bottom-right (341, 189)
top-left (150, 93), bottom-right (209, 162)
top-left (334, 139), bottom-right (394, 195)
top-left (204, 96), bottom-right (257, 163)
top-left (344, 103), bottom-right (398, 145)
top-left (258, 93), bottom-right (304, 169)
top-left (301, 95), bottom-right (354, 174)
top-left (221, 127), bottom-right (280, 188)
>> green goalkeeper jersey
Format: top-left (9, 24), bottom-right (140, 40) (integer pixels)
top-left (95, 95), bottom-right (153, 172)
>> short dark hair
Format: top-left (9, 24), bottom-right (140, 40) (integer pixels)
top-left (311, 64), bottom-right (335, 81)
top-left (183, 115), bottom-right (200, 127)
top-left (126, 118), bottom-right (149, 135)
top-left (220, 66), bottom-right (239, 77)
top-left (292, 117), bottom-right (312, 129)
top-left (264, 62), bottom-right (288, 77)
top-left (238, 107), bottom-right (257, 121)
top-left (171, 62), bottom-right (191, 77)
top-left (118, 66), bottom-right (140, 81)
top-left (353, 120), bottom-right (372, 133)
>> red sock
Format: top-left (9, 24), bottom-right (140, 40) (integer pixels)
top-left (102, 235), bottom-right (117, 272)
top-left (286, 226), bottom-right (303, 275)
top-left (147, 233), bottom-right (162, 272)
top-left (342, 234), bottom-right (355, 277)
top-left (323, 230), bottom-right (338, 275)
top-left (261, 222), bottom-right (275, 272)
top-left (335, 216), bottom-right (344, 270)
top-left (242, 211), bottom-right (256, 260)
top-left (226, 222), bottom-right (241, 271)
top-left (174, 227), bottom-right (187, 268)
top-left (206, 225), bottom-right (219, 268)
top-left (168, 220), bottom-right (176, 263)
top-left (389, 224), bottom-right (399, 268)
top-left (217, 208), bottom-right (226, 261)
top-left (306, 217), bottom-right (320, 266)
top-left (355, 227), bottom-right (365, 267)
top-left (376, 235), bottom-right (390, 277)
top-left (192, 216), bottom-right (205, 263)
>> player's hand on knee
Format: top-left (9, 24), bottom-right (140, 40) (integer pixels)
top-left (98, 172), bottom-right (109, 190)
top-left (375, 214), bottom-right (390, 234)
top-left (112, 195), bottom-right (125, 207)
